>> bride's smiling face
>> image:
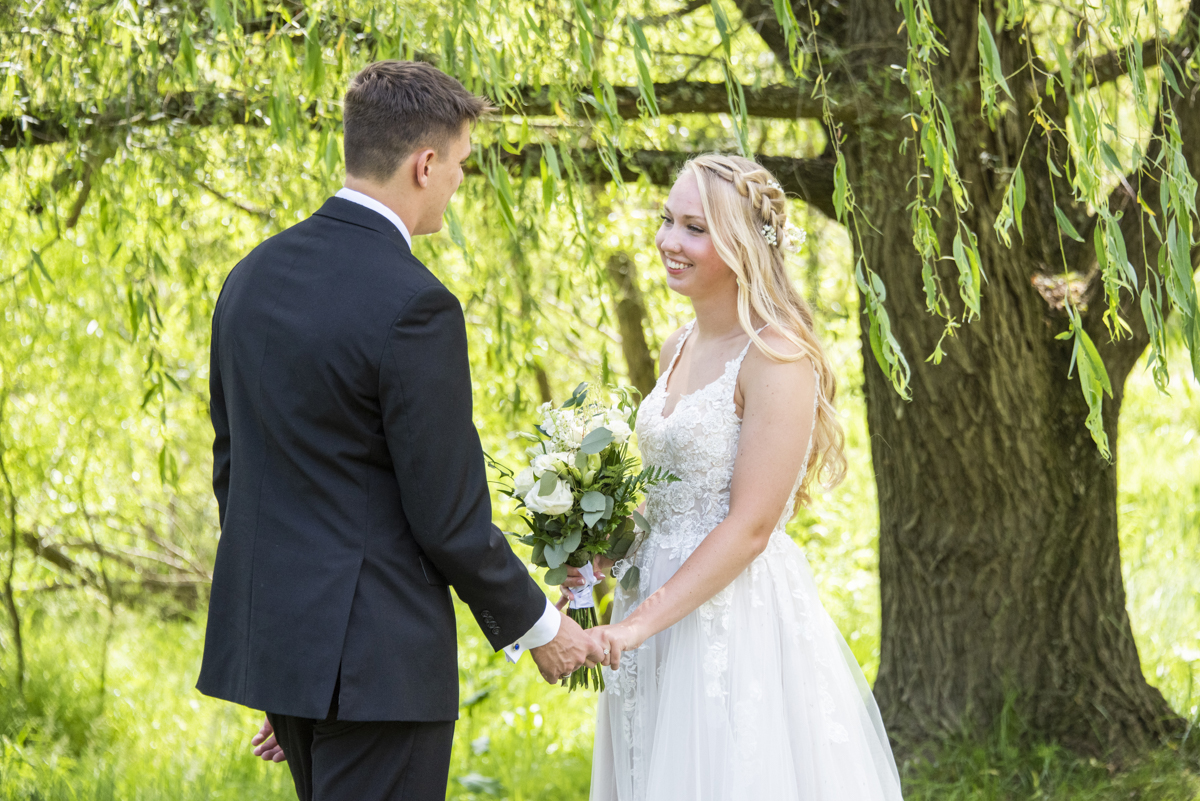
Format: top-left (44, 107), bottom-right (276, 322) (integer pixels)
top-left (655, 172), bottom-right (737, 300)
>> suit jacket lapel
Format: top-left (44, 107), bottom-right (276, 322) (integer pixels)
top-left (313, 197), bottom-right (412, 254)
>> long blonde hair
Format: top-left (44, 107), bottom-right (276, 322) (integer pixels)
top-left (682, 154), bottom-right (847, 502)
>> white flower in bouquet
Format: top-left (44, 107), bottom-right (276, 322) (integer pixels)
top-left (524, 479), bottom-right (574, 515)
top-left (531, 451), bottom-right (570, 475)
top-left (513, 467), bottom-right (537, 495)
top-left (604, 414), bottom-right (633, 444)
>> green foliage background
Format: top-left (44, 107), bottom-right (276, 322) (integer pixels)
top-left (2, 0), bottom-right (1200, 796)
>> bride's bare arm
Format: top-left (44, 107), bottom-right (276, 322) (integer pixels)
top-left (599, 337), bottom-right (818, 669)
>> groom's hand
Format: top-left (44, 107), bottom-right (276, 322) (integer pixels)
top-left (251, 715), bottom-right (287, 763)
top-left (529, 612), bottom-right (606, 684)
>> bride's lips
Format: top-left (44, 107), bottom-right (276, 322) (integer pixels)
top-left (664, 256), bottom-right (692, 277)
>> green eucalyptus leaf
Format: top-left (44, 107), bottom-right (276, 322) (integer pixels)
top-left (580, 490), bottom-right (607, 512)
top-left (561, 529), bottom-right (581, 554)
top-left (544, 541), bottom-right (567, 569)
top-left (619, 565), bottom-right (641, 591)
top-left (580, 427), bottom-right (613, 454)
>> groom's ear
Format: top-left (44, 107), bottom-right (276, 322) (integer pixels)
top-left (412, 148), bottom-right (437, 189)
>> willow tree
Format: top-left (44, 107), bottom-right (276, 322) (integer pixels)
top-left (3, 0), bottom-right (1198, 759)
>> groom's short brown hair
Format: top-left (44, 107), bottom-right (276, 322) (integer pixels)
top-left (343, 60), bottom-right (493, 182)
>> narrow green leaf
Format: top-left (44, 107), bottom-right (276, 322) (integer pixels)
top-left (1054, 206), bottom-right (1085, 242)
top-left (26, 263), bottom-right (44, 302)
top-left (711, 0), bottom-right (732, 56)
top-left (978, 13), bottom-right (1014, 100)
top-left (627, 18), bottom-right (660, 116)
top-left (31, 250), bottom-right (53, 283)
top-left (544, 144), bottom-right (561, 181)
top-left (1076, 326), bottom-right (1112, 397)
top-left (1099, 141), bottom-right (1122, 174)
top-left (1013, 166), bottom-right (1026, 240)
top-left (832, 152), bottom-right (848, 221)
top-left (540, 157), bottom-right (555, 211)
top-left (1161, 58), bottom-right (1183, 98)
top-left (178, 18), bottom-right (199, 84)
top-left (305, 29), bottom-right (325, 93)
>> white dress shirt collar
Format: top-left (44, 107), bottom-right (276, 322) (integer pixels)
top-left (334, 187), bottom-right (413, 249)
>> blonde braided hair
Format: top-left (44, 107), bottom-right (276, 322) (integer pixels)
top-left (681, 154), bottom-right (847, 502)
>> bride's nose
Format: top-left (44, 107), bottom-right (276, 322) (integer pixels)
top-left (658, 231), bottom-right (683, 255)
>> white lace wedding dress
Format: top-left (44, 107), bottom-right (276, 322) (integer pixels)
top-left (591, 321), bottom-right (904, 801)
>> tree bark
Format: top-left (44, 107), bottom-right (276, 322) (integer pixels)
top-left (605, 252), bottom-right (658, 399)
top-left (850, 0), bottom-right (1187, 759)
top-left (734, 0), bottom-right (1193, 759)
top-left (0, 81), bottom-right (831, 150)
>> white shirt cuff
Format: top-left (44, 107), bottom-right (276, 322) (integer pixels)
top-left (502, 597), bottom-right (560, 663)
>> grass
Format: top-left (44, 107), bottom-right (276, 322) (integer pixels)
top-left (1, 348), bottom-right (1197, 800)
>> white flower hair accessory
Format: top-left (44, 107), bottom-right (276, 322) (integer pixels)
top-left (782, 221), bottom-right (807, 252)
top-left (760, 223), bottom-right (778, 246)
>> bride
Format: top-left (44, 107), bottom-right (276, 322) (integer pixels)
top-left (582, 154), bottom-right (904, 800)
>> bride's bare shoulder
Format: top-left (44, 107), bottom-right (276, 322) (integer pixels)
top-left (742, 327), bottom-right (817, 386)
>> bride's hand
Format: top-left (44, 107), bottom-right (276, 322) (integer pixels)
top-left (557, 565), bottom-right (590, 609)
top-left (596, 622), bottom-right (645, 671)
top-left (557, 560), bottom-right (615, 608)
top-left (592, 554), bottom-right (615, 576)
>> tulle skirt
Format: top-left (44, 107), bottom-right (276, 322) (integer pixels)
top-left (590, 532), bottom-right (904, 801)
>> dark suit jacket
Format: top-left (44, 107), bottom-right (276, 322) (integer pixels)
top-left (197, 197), bottom-right (547, 721)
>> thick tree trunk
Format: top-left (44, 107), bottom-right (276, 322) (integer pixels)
top-left (605, 252), bottom-right (658, 399)
top-left (854, 156), bottom-right (1180, 756)
top-left (836, 0), bottom-right (1186, 759)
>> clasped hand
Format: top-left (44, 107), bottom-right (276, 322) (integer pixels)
top-left (550, 556), bottom-right (644, 672)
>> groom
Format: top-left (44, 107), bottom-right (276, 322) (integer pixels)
top-left (197, 60), bottom-right (604, 800)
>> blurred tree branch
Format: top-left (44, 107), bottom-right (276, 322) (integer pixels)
top-left (0, 80), bottom-right (838, 150)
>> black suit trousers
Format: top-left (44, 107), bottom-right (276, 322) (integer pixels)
top-left (267, 682), bottom-right (455, 801)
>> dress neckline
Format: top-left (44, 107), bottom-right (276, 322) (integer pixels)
top-left (658, 320), bottom-right (764, 422)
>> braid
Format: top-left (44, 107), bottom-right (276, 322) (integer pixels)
top-left (727, 167), bottom-right (788, 242)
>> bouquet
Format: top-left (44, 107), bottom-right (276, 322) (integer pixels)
top-left (494, 383), bottom-right (677, 691)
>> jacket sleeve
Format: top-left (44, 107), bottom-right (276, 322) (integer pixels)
top-left (380, 284), bottom-right (548, 650)
top-left (210, 304), bottom-right (231, 528)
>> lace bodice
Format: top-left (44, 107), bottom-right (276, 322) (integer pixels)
top-left (633, 320), bottom-right (815, 562)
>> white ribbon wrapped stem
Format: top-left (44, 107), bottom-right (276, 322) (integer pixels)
top-left (568, 561), bottom-right (600, 610)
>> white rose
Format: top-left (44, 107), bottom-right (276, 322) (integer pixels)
top-left (524, 479), bottom-right (574, 516)
top-left (531, 452), bottom-right (569, 475)
top-left (606, 417), bottom-right (632, 444)
top-left (513, 467), bottom-right (537, 495)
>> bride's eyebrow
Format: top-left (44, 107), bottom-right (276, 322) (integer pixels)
top-left (661, 204), bottom-right (704, 223)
